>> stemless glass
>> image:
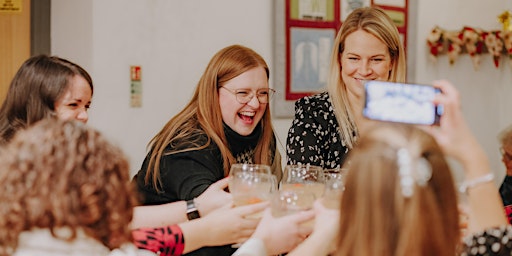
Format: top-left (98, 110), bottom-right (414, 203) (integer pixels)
top-left (228, 163), bottom-right (275, 209)
top-left (280, 164), bottom-right (325, 198)
top-left (228, 163), bottom-right (275, 248)
top-left (271, 189), bottom-right (316, 218)
top-left (322, 168), bottom-right (346, 209)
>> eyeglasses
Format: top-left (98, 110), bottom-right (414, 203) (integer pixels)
top-left (220, 87), bottom-right (275, 104)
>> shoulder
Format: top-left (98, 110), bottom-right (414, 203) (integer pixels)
top-left (295, 91), bottom-right (331, 107)
top-left (292, 92), bottom-right (335, 123)
top-left (294, 92), bottom-right (333, 115)
top-left (171, 130), bottom-right (211, 151)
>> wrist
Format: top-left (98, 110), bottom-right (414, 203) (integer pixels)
top-left (186, 198), bottom-right (201, 220)
top-left (459, 173), bottom-right (495, 194)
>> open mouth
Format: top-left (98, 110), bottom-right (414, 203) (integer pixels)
top-left (238, 111), bottom-right (255, 123)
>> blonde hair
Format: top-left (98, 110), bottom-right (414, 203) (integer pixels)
top-left (144, 45), bottom-right (278, 192)
top-left (327, 7), bottom-right (406, 148)
top-left (335, 124), bottom-right (460, 256)
top-left (498, 124), bottom-right (512, 149)
top-left (0, 119), bottom-right (136, 255)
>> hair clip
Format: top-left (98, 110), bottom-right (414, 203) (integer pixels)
top-left (397, 148), bottom-right (432, 198)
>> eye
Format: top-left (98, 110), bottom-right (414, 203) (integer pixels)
top-left (236, 90), bottom-right (250, 96)
top-left (68, 103), bottom-right (78, 107)
top-left (371, 58), bottom-right (384, 62)
top-left (348, 57), bottom-right (359, 61)
top-left (258, 90), bottom-right (269, 96)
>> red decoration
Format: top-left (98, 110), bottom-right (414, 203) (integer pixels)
top-left (426, 26), bottom-right (512, 70)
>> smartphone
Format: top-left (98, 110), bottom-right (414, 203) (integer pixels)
top-left (363, 81), bottom-right (442, 125)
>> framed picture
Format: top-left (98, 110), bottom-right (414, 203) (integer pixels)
top-left (273, 0), bottom-right (410, 118)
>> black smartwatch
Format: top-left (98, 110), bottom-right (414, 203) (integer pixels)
top-left (186, 199), bottom-right (200, 220)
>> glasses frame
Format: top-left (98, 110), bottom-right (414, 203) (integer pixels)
top-left (220, 86), bottom-right (276, 104)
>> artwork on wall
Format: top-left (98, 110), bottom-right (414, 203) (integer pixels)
top-left (273, 0), bottom-right (409, 117)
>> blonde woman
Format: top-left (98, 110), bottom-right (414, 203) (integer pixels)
top-left (286, 7), bottom-right (406, 169)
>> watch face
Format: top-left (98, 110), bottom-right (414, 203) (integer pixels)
top-left (186, 199), bottom-right (200, 220)
top-left (187, 210), bottom-right (200, 220)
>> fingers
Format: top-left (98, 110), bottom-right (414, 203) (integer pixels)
top-left (234, 202), bottom-right (269, 216)
top-left (211, 177), bottom-right (230, 190)
top-left (298, 224), bottom-right (313, 238)
top-left (238, 217), bottom-right (260, 230)
top-left (432, 80), bottom-right (460, 109)
top-left (289, 209), bottom-right (315, 224)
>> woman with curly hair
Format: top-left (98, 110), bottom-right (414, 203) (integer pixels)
top-left (0, 118), bottom-right (140, 255)
top-left (0, 119), bottom-right (282, 256)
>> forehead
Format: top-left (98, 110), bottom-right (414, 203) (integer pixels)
top-left (222, 67), bottom-right (268, 89)
top-left (343, 30), bottom-right (389, 56)
top-left (63, 76), bottom-right (92, 99)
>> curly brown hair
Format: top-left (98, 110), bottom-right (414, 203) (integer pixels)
top-left (0, 118), bottom-right (137, 255)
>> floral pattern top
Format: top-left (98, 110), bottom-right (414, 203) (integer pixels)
top-left (461, 225), bottom-right (512, 255)
top-left (286, 92), bottom-right (350, 169)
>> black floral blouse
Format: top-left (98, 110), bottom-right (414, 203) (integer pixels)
top-left (461, 225), bottom-right (512, 255)
top-left (286, 92), bottom-right (350, 169)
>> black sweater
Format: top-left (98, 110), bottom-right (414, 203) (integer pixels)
top-left (133, 124), bottom-right (276, 256)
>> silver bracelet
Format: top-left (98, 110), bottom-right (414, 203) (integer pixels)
top-left (459, 173), bottom-right (495, 193)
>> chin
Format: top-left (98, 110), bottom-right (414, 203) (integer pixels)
top-left (236, 127), bottom-right (255, 136)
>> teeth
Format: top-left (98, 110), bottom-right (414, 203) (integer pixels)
top-left (239, 111), bottom-right (255, 117)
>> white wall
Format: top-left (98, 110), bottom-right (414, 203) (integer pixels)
top-left (414, 0), bottom-right (512, 183)
top-left (52, 0), bottom-right (512, 183)
top-left (52, 0), bottom-right (276, 175)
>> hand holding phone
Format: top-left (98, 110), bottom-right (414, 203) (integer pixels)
top-left (363, 81), bottom-right (442, 125)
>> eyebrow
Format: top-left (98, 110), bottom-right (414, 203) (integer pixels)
top-left (346, 52), bottom-right (387, 57)
top-left (69, 98), bottom-right (91, 104)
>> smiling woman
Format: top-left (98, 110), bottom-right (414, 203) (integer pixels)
top-left (286, 7), bottom-right (406, 170)
top-left (132, 44), bottom-right (282, 256)
top-left (0, 54), bottom-right (94, 145)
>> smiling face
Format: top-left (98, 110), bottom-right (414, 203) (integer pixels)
top-left (340, 29), bottom-right (393, 103)
top-left (218, 67), bottom-right (268, 136)
top-left (54, 75), bottom-right (92, 123)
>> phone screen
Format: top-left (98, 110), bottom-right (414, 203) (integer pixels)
top-left (363, 81), bottom-right (442, 125)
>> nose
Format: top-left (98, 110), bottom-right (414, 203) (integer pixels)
top-left (76, 109), bottom-right (89, 123)
top-left (358, 60), bottom-right (373, 76)
top-left (246, 94), bottom-right (261, 108)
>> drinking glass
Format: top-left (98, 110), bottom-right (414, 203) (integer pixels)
top-left (228, 163), bottom-right (275, 248)
top-left (280, 164), bottom-right (325, 198)
top-left (322, 167), bottom-right (348, 209)
top-left (229, 163), bottom-right (275, 209)
top-left (271, 189), bottom-right (316, 218)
